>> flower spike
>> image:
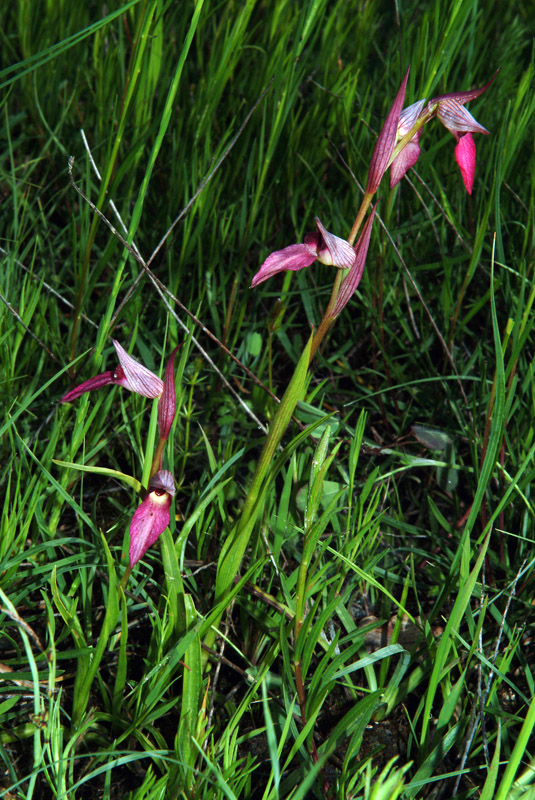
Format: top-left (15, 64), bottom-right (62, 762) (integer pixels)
top-left (390, 71), bottom-right (497, 193)
top-left (251, 218), bottom-right (355, 287)
top-left (129, 470), bottom-right (175, 567)
top-left (61, 340), bottom-right (164, 403)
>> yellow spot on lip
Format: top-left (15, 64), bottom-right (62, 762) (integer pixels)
top-left (149, 491), bottom-right (169, 506)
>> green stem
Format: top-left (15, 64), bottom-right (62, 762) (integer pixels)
top-left (119, 566), bottom-right (132, 593)
top-left (202, 334), bottom-right (313, 663)
top-left (71, 535), bottom-right (119, 729)
top-left (347, 191), bottom-right (374, 247)
top-left (151, 437), bottom-right (166, 477)
top-left (293, 535), bottom-right (310, 667)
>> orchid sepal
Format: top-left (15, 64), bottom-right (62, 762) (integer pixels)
top-left (251, 218), bottom-right (355, 287)
top-left (366, 67), bottom-right (410, 194)
top-left (158, 345), bottom-right (180, 443)
top-left (330, 204), bottom-right (377, 318)
top-left (60, 340), bottom-right (164, 403)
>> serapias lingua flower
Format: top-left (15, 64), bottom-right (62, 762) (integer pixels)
top-left (129, 470), bottom-right (175, 567)
top-left (251, 218), bottom-right (355, 287)
top-left (60, 340), bottom-right (164, 402)
top-left (390, 73), bottom-right (497, 194)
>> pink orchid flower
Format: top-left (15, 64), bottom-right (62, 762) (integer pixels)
top-left (391, 74), bottom-right (496, 194)
top-left (430, 86), bottom-right (491, 194)
top-left (129, 470), bottom-right (175, 567)
top-left (61, 340), bottom-right (179, 446)
top-left (61, 340), bottom-right (164, 402)
top-left (251, 218), bottom-right (355, 287)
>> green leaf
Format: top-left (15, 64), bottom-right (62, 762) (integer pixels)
top-left (52, 460), bottom-right (141, 492)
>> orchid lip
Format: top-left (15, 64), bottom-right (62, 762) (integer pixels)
top-left (250, 218), bottom-right (353, 287)
top-left (128, 469), bottom-right (175, 567)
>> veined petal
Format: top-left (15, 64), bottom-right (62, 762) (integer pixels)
top-left (128, 470), bottom-right (175, 567)
top-left (437, 99), bottom-right (489, 137)
top-left (251, 244), bottom-right (317, 287)
top-left (366, 67), bottom-right (410, 194)
top-left (330, 205), bottom-right (377, 318)
top-left (314, 218), bottom-right (355, 269)
top-left (113, 340), bottom-right (164, 398)
top-left (429, 71), bottom-right (498, 107)
top-left (60, 371), bottom-right (116, 402)
top-left (455, 133), bottom-right (476, 194)
top-left (397, 99), bottom-right (426, 137)
top-left (390, 139), bottom-right (421, 187)
top-left (150, 470), bottom-right (176, 495)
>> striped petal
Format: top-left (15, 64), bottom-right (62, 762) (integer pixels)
top-left (314, 218), bottom-right (355, 269)
top-left (113, 340), bottom-right (164, 398)
top-left (251, 243), bottom-right (317, 287)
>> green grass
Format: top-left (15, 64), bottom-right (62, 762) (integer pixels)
top-left (1, 0), bottom-right (535, 797)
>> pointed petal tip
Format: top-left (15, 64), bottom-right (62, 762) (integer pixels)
top-left (59, 371), bottom-right (116, 403)
top-left (251, 243), bottom-right (317, 287)
top-left (113, 340), bottom-right (164, 398)
top-left (366, 67), bottom-right (411, 194)
top-left (430, 68), bottom-right (499, 108)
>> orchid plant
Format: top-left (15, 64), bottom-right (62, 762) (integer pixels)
top-left (61, 339), bottom-right (179, 569)
top-left (206, 68), bottom-right (496, 670)
top-left (60, 68), bottom-right (496, 693)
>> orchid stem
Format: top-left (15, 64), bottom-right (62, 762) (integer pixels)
top-left (119, 566), bottom-right (132, 592)
top-left (347, 191), bottom-right (374, 246)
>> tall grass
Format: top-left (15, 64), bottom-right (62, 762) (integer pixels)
top-left (1, 0), bottom-right (535, 797)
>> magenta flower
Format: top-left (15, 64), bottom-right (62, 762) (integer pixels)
top-left (431, 89), bottom-right (490, 194)
top-left (390, 73), bottom-right (496, 194)
top-left (61, 340), bottom-right (164, 403)
top-left (129, 470), bottom-right (175, 567)
top-left (251, 218), bottom-right (355, 287)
